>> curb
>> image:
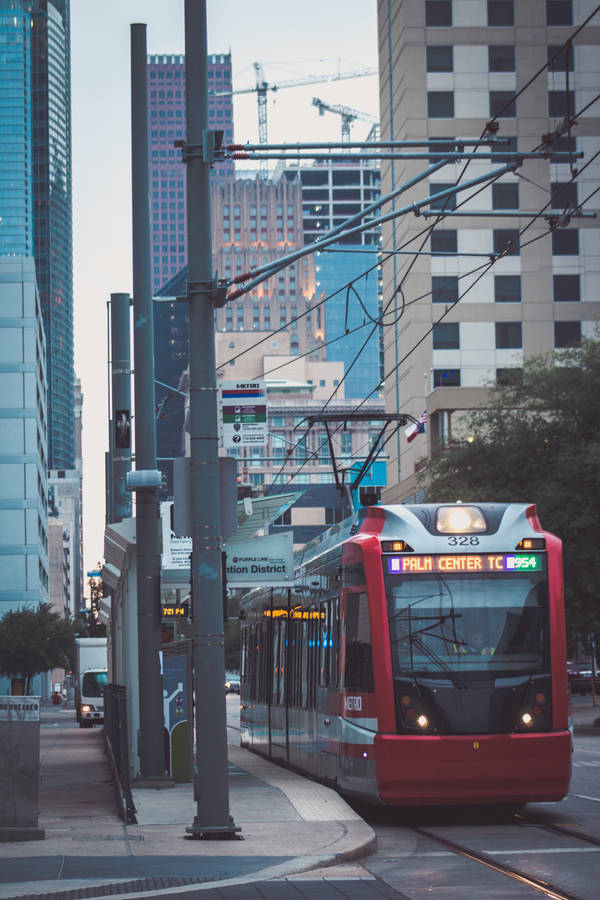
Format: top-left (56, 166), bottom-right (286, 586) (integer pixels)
top-left (0, 821), bottom-right (376, 900)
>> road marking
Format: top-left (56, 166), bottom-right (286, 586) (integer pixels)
top-left (573, 760), bottom-right (600, 767)
top-left (416, 848), bottom-right (600, 857)
top-left (575, 793), bottom-right (600, 803)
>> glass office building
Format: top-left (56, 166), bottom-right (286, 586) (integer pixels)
top-left (1, 1), bottom-right (74, 470)
top-left (31, 0), bottom-right (74, 470)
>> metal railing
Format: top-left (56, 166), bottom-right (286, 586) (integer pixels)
top-left (103, 683), bottom-right (137, 824)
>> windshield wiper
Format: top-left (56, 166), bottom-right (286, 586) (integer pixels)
top-left (409, 635), bottom-right (468, 690)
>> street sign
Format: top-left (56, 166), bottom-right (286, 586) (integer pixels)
top-left (224, 532), bottom-right (293, 586)
top-left (221, 381), bottom-right (267, 448)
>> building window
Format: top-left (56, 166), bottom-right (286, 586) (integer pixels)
top-left (552, 229), bottom-right (579, 255)
top-left (488, 45), bottom-right (515, 71)
top-left (546, 1), bottom-right (572, 26)
top-left (550, 135), bottom-right (576, 163)
top-left (548, 90), bottom-right (575, 118)
top-left (273, 509), bottom-right (292, 526)
top-left (554, 320), bottom-right (580, 346)
top-left (425, 1), bottom-right (452, 26)
top-left (490, 91), bottom-right (516, 117)
top-left (432, 322), bottom-right (460, 349)
top-left (427, 91), bottom-right (454, 117)
top-left (433, 368), bottom-right (461, 387)
top-left (325, 507), bottom-right (345, 525)
top-left (547, 45), bottom-right (574, 71)
top-left (494, 275), bottom-right (521, 302)
top-left (550, 181), bottom-right (578, 209)
top-left (491, 135), bottom-right (518, 153)
top-left (429, 183), bottom-right (457, 210)
top-left (496, 368), bottom-right (523, 386)
top-left (431, 230), bottom-right (457, 254)
top-left (428, 137), bottom-right (456, 161)
top-left (488, 1), bottom-right (514, 26)
top-left (341, 432), bottom-right (352, 459)
top-left (426, 46), bottom-right (453, 72)
top-left (492, 183), bottom-right (519, 209)
top-left (432, 276), bottom-right (459, 304)
top-left (493, 228), bottom-right (520, 256)
top-left (553, 274), bottom-right (580, 302)
top-left (495, 321), bottom-right (522, 349)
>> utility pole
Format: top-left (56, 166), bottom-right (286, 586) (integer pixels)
top-left (184, 0), bottom-right (239, 838)
top-left (109, 293), bottom-right (132, 524)
top-left (130, 23), bottom-right (167, 780)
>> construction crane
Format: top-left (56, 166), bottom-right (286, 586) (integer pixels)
top-left (212, 64), bottom-right (377, 176)
top-left (312, 97), bottom-right (378, 143)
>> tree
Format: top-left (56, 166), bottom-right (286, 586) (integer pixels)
top-left (0, 603), bottom-right (77, 694)
top-left (421, 337), bottom-right (600, 652)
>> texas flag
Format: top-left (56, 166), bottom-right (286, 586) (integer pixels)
top-left (404, 410), bottom-right (427, 443)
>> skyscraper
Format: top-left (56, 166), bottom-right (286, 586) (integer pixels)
top-left (31, 0), bottom-right (74, 470)
top-left (377, 0), bottom-right (600, 501)
top-left (148, 52), bottom-right (234, 294)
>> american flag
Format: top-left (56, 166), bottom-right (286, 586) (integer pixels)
top-left (404, 410), bottom-right (427, 443)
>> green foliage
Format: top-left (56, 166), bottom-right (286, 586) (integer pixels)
top-left (422, 338), bottom-right (600, 648)
top-left (0, 603), bottom-right (77, 693)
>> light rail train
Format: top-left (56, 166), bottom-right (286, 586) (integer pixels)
top-left (239, 502), bottom-right (571, 807)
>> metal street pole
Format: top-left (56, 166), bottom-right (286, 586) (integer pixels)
top-left (130, 23), bottom-right (167, 780)
top-left (184, 0), bottom-right (239, 838)
top-left (110, 293), bottom-right (133, 524)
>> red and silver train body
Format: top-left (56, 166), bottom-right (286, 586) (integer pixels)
top-left (239, 503), bottom-right (571, 807)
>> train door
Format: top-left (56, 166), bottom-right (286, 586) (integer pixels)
top-left (318, 595), bottom-right (339, 785)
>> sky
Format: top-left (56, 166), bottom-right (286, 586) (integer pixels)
top-left (70, 1), bottom-right (380, 581)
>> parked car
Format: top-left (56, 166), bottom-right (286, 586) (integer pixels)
top-left (567, 660), bottom-right (594, 695)
top-left (225, 672), bottom-right (240, 694)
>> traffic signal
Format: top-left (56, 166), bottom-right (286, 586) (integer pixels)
top-left (114, 409), bottom-right (131, 449)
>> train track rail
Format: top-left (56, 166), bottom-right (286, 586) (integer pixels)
top-left (515, 811), bottom-right (600, 849)
top-left (411, 822), bottom-right (593, 900)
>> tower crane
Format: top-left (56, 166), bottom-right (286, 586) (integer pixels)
top-left (211, 64), bottom-right (377, 177)
top-left (312, 97), bottom-right (378, 143)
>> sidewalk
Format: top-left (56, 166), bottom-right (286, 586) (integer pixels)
top-left (0, 706), bottom-right (379, 900)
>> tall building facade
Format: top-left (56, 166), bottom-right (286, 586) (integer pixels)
top-left (377, 0), bottom-right (600, 501)
top-left (155, 173), bottom-right (321, 493)
top-left (0, 258), bottom-right (49, 622)
top-left (30, 0), bottom-right (74, 470)
top-left (278, 159), bottom-right (383, 399)
top-left (147, 52), bottom-right (234, 294)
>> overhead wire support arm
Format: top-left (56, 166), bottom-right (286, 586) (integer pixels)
top-left (226, 161), bottom-right (519, 301)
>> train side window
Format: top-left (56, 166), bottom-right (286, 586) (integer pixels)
top-left (300, 619), bottom-right (309, 708)
top-left (331, 597), bottom-right (339, 687)
top-left (272, 621), bottom-right (280, 705)
top-left (344, 592), bottom-right (374, 692)
top-left (319, 602), bottom-right (329, 687)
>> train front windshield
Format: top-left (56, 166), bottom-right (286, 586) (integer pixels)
top-left (384, 563), bottom-right (549, 676)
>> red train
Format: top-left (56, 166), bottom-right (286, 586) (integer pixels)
top-left (239, 503), bottom-right (571, 807)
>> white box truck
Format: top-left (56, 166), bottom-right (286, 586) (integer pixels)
top-left (74, 637), bottom-right (108, 728)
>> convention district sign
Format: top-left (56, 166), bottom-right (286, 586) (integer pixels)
top-left (224, 532), bottom-right (294, 586)
top-left (221, 380), bottom-right (267, 448)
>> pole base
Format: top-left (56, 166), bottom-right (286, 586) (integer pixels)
top-left (185, 818), bottom-right (242, 840)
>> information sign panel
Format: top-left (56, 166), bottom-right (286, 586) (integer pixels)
top-left (221, 381), bottom-right (267, 448)
top-left (224, 532), bottom-right (293, 586)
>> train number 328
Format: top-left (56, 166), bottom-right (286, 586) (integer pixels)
top-left (447, 536), bottom-right (480, 546)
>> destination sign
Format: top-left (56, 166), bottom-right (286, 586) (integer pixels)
top-left (387, 554), bottom-right (544, 575)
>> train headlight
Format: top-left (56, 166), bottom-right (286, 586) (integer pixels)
top-left (417, 715), bottom-right (429, 729)
top-left (521, 712), bottom-right (533, 726)
top-left (436, 505), bottom-right (487, 534)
